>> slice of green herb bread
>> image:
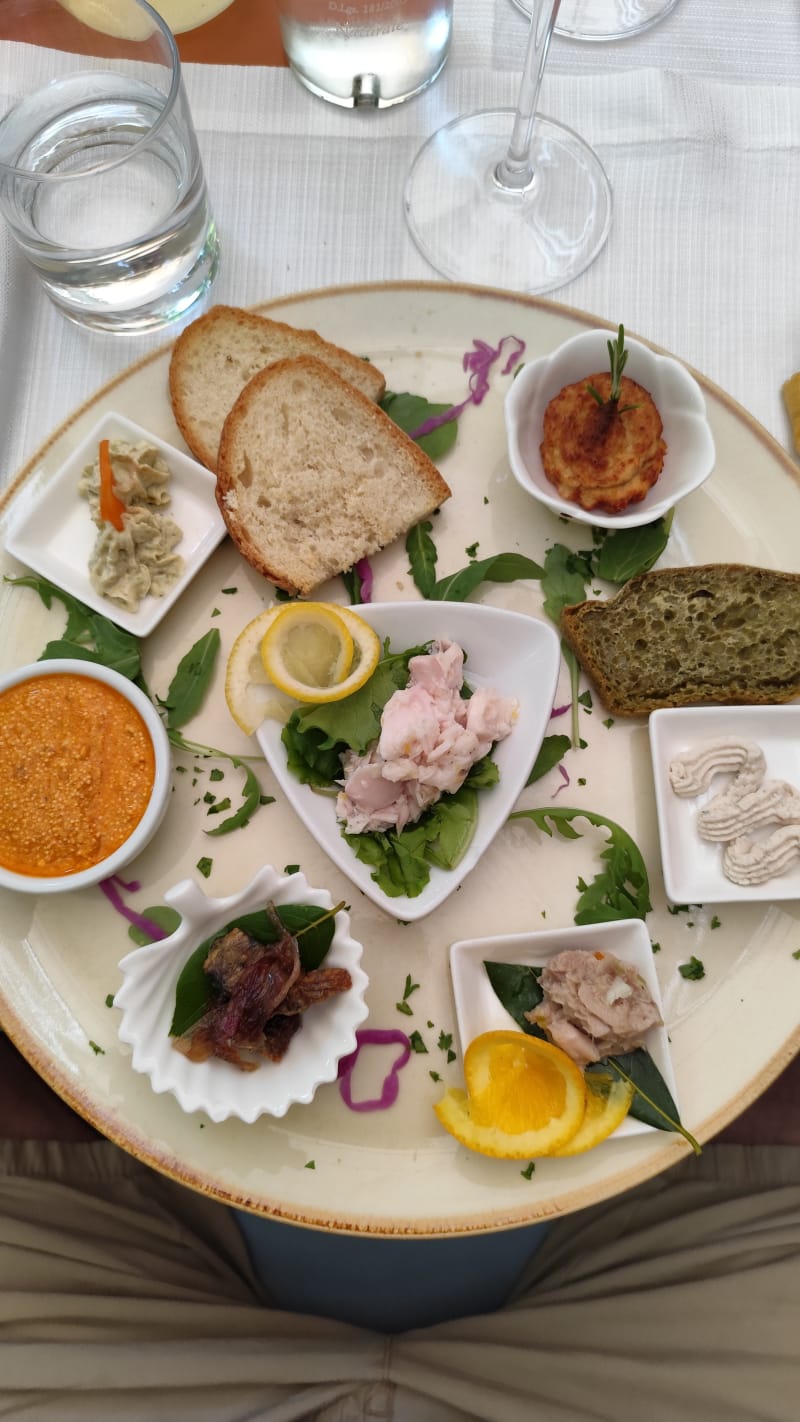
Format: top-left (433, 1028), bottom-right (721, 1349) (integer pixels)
top-left (560, 564), bottom-right (800, 715)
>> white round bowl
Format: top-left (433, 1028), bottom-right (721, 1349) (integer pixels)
top-left (0, 658), bottom-right (171, 894)
top-left (115, 865), bottom-right (370, 1122)
top-left (504, 329), bottom-right (716, 529)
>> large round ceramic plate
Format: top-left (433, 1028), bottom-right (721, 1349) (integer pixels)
top-left (1, 283), bottom-right (799, 1236)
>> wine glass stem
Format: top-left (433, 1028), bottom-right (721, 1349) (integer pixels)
top-left (495, 0), bottom-right (561, 192)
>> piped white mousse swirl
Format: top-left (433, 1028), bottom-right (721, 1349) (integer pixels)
top-left (723, 825), bottom-right (800, 885)
top-left (668, 738), bottom-right (766, 797)
top-left (697, 780), bottom-right (800, 842)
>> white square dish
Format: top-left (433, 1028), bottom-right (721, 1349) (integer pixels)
top-left (649, 705), bottom-right (800, 904)
top-left (256, 601), bottom-right (561, 922)
top-left (5, 412), bottom-right (227, 637)
top-left (504, 328), bottom-right (715, 529)
top-left (449, 918), bottom-right (676, 1140)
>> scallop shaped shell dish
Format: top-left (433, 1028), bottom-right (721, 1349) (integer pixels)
top-left (504, 329), bottom-right (716, 529)
top-left (115, 865), bottom-right (369, 1123)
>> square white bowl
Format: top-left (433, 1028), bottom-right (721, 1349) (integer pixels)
top-left (504, 329), bottom-right (716, 529)
top-left (649, 705), bottom-right (800, 904)
top-left (256, 601), bottom-right (561, 922)
top-left (5, 412), bottom-right (227, 637)
top-left (115, 865), bottom-right (370, 1123)
top-left (450, 918), bottom-right (676, 1140)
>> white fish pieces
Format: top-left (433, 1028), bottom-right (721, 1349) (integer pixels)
top-left (336, 640), bottom-right (518, 835)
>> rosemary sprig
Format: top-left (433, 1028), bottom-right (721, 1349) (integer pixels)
top-left (587, 324), bottom-right (638, 412)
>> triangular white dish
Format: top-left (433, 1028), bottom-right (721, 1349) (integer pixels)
top-left (257, 601), bottom-right (561, 921)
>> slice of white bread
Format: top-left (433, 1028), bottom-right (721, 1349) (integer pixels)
top-left (169, 305), bottom-right (387, 471)
top-left (216, 355), bottom-right (452, 597)
top-left (560, 564), bottom-right (800, 715)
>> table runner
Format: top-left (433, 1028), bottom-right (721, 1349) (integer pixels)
top-left (1, 0), bottom-right (799, 488)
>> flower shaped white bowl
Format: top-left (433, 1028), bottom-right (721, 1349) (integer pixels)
top-left (0, 657), bottom-right (171, 895)
top-left (449, 918), bottom-right (677, 1140)
top-left (504, 329), bottom-right (716, 529)
top-left (115, 865), bottom-right (370, 1122)
top-left (256, 601), bottom-right (561, 922)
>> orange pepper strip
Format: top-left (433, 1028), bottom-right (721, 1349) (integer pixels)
top-left (98, 439), bottom-right (126, 531)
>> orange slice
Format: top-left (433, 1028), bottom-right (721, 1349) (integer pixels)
top-left (434, 1030), bottom-right (587, 1159)
top-left (550, 1068), bottom-right (634, 1156)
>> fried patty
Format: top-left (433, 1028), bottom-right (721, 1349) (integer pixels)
top-left (541, 373), bottom-right (666, 513)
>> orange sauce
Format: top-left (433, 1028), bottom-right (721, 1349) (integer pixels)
top-left (0, 673), bottom-right (155, 878)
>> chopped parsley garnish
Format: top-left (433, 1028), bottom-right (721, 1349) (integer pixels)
top-left (710, 915), bottom-right (721, 930)
top-left (305, 1160), bottom-right (316, 1170)
top-left (679, 956), bottom-right (706, 981)
top-left (210, 768), bottom-right (224, 782)
top-left (207, 798), bottom-right (232, 815)
top-left (105, 994), bottom-right (115, 1008)
top-left (409, 1031), bottom-right (428, 1054)
top-left (89, 1040), bottom-right (105, 1055)
top-left (284, 864), bottom-right (300, 875)
top-left (520, 1162), bottom-right (536, 1180)
top-left (196, 857), bottom-right (213, 879)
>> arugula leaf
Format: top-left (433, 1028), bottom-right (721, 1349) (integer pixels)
top-left (540, 544), bottom-right (594, 748)
top-left (6, 574), bottom-right (143, 682)
top-left (430, 553), bottom-right (544, 602)
top-left (593, 513), bottom-right (673, 584)
top-left (345, 825), bottom-right (432, 899)
top-left (509, 805), bottom-right (652, 923)
top-left (525, 734), bottom-right (571, 785)
top-left (380, 391), bottom-right (459, 461)
top-left (282, 717), bottom-right (345, 787)
top-left (159, 629), bottom-right (220, 730)
top-left (204, 758), bottom-right (262, 836)
top-left (406, 520), bottom-right (438, 598)
top-left (341, 566), bottom-right (363, 604)
top-left (169, 903), bottom-right (339, 1036)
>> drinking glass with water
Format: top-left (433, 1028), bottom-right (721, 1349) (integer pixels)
top-left (0, 0), bottom-right (219, 333)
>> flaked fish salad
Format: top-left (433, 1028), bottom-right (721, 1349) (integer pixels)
top-left (282, 638), bottom-right (518, 899)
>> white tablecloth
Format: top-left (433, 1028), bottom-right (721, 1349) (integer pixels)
top-left (1, 0), bottom-right (799, 486)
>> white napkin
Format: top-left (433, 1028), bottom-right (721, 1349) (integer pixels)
top-left (1, 0), bottom-right (799, 486)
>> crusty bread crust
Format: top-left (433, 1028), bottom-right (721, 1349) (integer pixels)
top-left (216, 355), bottom-right (451, 597)
top-left (561, 564), bottom-right (800, 715)
top-left (169, 305), bottom-right (386, 471)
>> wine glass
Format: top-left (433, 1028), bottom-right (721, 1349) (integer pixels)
top-left (551, 0), bottom-right (681, 42)
top-left (404, 0), bottom-right (612, 294)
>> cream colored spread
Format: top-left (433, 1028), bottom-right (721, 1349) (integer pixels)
top-left (669, 737), bottom-right (800, 886)
top-left (79, 440), bottom-right (184, 613)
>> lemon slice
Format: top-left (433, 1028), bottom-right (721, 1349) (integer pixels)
top-left (434, 1030), bottom-right (587, 1159)
top-left (224, 608), bottom-right (296, 734)
top-left (550, 1069), bottom-right (634, 1156)
top-left (260, 602), bottom-right (381, 704)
